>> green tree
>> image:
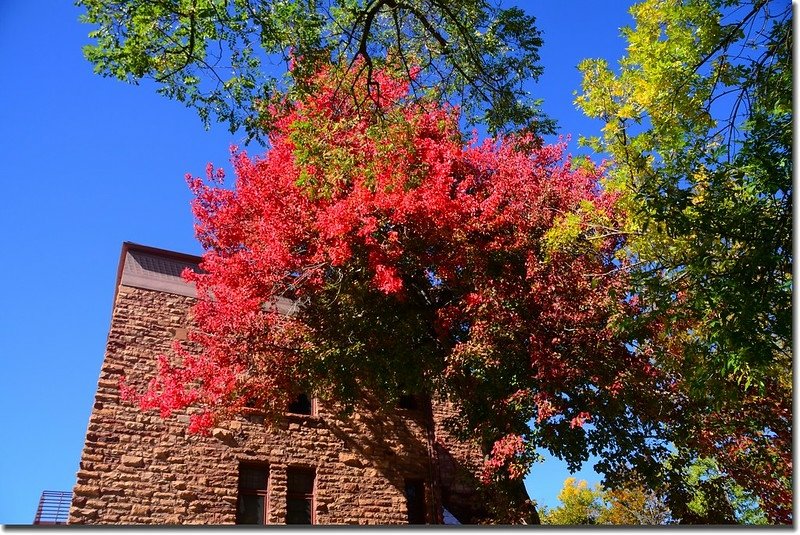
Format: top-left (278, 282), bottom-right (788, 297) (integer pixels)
top-left (77, 0), bottom-right (554, 141)
top-left (541, 478), bottom-right (606, 525)
top-left (575, 0), bottom-right (791, 522)
top-left (663, 454), bottom-right (767, 525)
top-left (577, 0), bottom-right (791, 394)
top-left (541, 477), bottom-right (671, 525)
top-left (541, 466), bottom-right (766, 526)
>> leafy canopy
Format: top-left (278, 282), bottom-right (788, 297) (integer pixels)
top-left (541, 478), bottom-right (607, 525)
top-left (541, 458), bottom-right (768, 525)
top-left (541, 477), bottom-right (671, 525)
top-left (576, 0), bottom-right (791, 523)
top-left (78, 0), bottom-right (554, 141)
top-left (97, 0), bottom-right (793, 523)
top-left (576, 0), bottom-right (791, 392)
top-left (121, 62), bottom-right (668, 496)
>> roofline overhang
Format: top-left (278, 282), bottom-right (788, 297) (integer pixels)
top-left (112, 242), bottom-right (204, 304)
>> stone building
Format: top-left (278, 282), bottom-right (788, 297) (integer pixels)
top-left (69, 242), bottom-right (536, 525)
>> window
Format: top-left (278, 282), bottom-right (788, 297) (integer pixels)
top-left (286, 468), bottom-right (315, 524)
top-left (405, 479), bottom-right (426, 524)
top-left (398, 394), bottom-right (418, 410)
top-left (237, 464), bottom-right (269, 524)
top-left (287, 393), bottom-right (312, 415)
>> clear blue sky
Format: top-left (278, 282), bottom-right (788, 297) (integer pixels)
top-left (0, 1), bottom-right (633, 524)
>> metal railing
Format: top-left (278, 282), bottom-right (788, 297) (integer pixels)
top-left (33, 490), bottom-right (72, 525)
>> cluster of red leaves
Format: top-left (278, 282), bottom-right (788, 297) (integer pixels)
top-left (480, 434), bottom-right (527, 484)
top-left (125, 63), bottom-right (665, 487)
top-left (116, 62), bottom-right (792, 522)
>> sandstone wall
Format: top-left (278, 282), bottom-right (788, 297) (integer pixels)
top-left (431, 398), bottom-right (488, 523)
top-left (69, 282), bottom-right (483, 524)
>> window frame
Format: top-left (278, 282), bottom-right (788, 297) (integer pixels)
top-left (236, 463), bottom-right (270, 525)
top-left (404, 478), bottom-right (427, 525)
top-left (286, 392), bottom-right (316, 416)
top-left (285, 467), bottom-right (316, 525)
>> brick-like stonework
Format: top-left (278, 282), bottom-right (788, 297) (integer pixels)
top-left (69, 243), bottom-right (532, 525)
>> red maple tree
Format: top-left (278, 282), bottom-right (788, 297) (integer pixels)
top-left (123, 62), bottom-right (653, 478)
top-left (123, 64), bottom-right (789, 522)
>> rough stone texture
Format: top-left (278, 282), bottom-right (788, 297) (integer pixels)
top-left (431, 398), bottom-right (489, 523)
top-left (68, 245), bottom-right (524, 525)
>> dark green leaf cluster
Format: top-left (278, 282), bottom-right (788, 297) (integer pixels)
top-left (77, 0), bottom-right (554, 141)
top-left (645, 3), bottom-right (790, 388)
top-left (298, 257), bottom-right (446, 409)
top-left (661, 453), bottom-right (767, 525)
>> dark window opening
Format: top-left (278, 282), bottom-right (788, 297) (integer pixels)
top-left (287, 393), bottom-right (312, 415)
top-left (244, 398), bottom-right (263, 411)
top-left (286, 468), bottom-right (315, 524)
top-left (405, 479), bottom-right (426, 524)
top-left (237, 464), bottom-right (269, 524)
top-left (398, 394), bottom-right (418, 410)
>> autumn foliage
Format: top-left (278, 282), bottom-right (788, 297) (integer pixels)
top-left (125, 64), bottom-right (640, 470)
top-left (122, 61), bottom-right (790, 523)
